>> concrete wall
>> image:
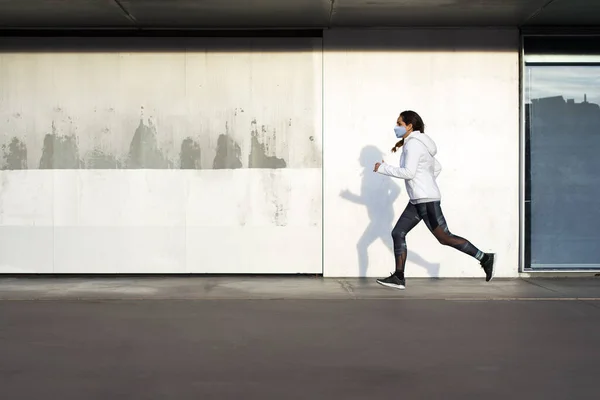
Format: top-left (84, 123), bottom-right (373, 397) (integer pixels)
top-left (0, 29), bottom-right (521, 277)
top-left (0, 37), bottom-right (323, 273)
top-left (323, 29), bottom-right (520, 278)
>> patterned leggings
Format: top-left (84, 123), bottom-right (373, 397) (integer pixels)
top-left (392, 201), bottom-right (484, 273)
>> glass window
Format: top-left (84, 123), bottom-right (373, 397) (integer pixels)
top-left (524, 36), bottom-right (600, 270)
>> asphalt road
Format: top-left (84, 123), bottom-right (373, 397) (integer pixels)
top-left (1, 298), bottom-right (599, 400)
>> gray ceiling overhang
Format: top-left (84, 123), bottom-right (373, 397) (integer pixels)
top-left (0, 0), bottom-right (599, 30)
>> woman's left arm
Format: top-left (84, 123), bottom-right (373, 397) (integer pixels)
top-left (375, 141), bottom-right (420, 180)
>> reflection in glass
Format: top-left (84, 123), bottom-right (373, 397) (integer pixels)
top-left (526, 65), bottom-right (600, 268)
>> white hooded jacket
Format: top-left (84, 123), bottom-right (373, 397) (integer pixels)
top-left (377, 131), bottom-right (442, 203)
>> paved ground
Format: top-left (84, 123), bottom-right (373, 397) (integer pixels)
top-left (1, 276), bottom-right (600, 300)
top-left (1, 277), bottom-right (599, 399)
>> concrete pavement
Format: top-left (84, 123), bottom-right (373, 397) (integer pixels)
top-left (0, 276), bottom-right (599, 300)
top-left (1, 277), bottom-right (599, 400)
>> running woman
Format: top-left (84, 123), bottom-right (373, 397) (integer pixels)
top-left (373, 110), bottom-right (495, 290)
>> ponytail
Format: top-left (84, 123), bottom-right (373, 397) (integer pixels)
top-left (391, 139), bottom-right (403, 153)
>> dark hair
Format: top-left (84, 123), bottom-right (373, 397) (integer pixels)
top-left (391, 110), bottom-right (425, 153)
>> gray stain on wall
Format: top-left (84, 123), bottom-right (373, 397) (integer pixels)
top-left (265, 171), bottom-right (289, 227)
top-left (307, 135), bottom-right (322, 168)
top-left (86, 149), bottom-right (123, 169)
top-left (213, 134), bottom-right (242, 169)
top-left (39, 124), bottom-right (82, 169)
top-left (127, 119), bottom-right (170, 169)
top-left (1, 137), bottom-right (27, 170)
top-left (180, 137), bottom-right (202, 169)
top-left (273, 199), bottom-right (286, 226)
top-left (1, 111), bottom-right (313, 170)
top-left (248, 120), bottom-right (286, 169)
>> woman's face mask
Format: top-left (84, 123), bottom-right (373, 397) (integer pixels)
top-left (394, 125), bottom-right (407, 138)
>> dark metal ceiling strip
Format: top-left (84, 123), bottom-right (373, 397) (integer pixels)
top-left (113, 0), bottom-right (138, 26)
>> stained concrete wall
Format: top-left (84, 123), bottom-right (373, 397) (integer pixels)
top-left (0, 30), bottom-right (520, 277)
top-left (323, 29), bottom-right (520, 278)
top-left (0, 37), bottom-right (322, 273)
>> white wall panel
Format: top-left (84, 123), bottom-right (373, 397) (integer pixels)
top-left (323, 29), bottom-right (520, 278)
top-left (0, 37), bottom-right (322, 274)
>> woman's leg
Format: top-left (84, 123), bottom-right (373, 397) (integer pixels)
top-left (377, 202), bottom-right (422, 289)
top-left (416, 201), bottom-right (495, 281)
top-left (390, 202), bottom-right (423, 278)
top-left (416, 201), bottom-right (485, 260)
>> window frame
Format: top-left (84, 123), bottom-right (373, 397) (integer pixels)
top-left (520, 32), bottom-right (600, 272)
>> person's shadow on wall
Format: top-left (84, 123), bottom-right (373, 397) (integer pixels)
top-left (340, 145), bottom-right (440, 278)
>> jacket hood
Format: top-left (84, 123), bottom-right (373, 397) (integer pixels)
top-left (406, 131), bottom-right (437, 157)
